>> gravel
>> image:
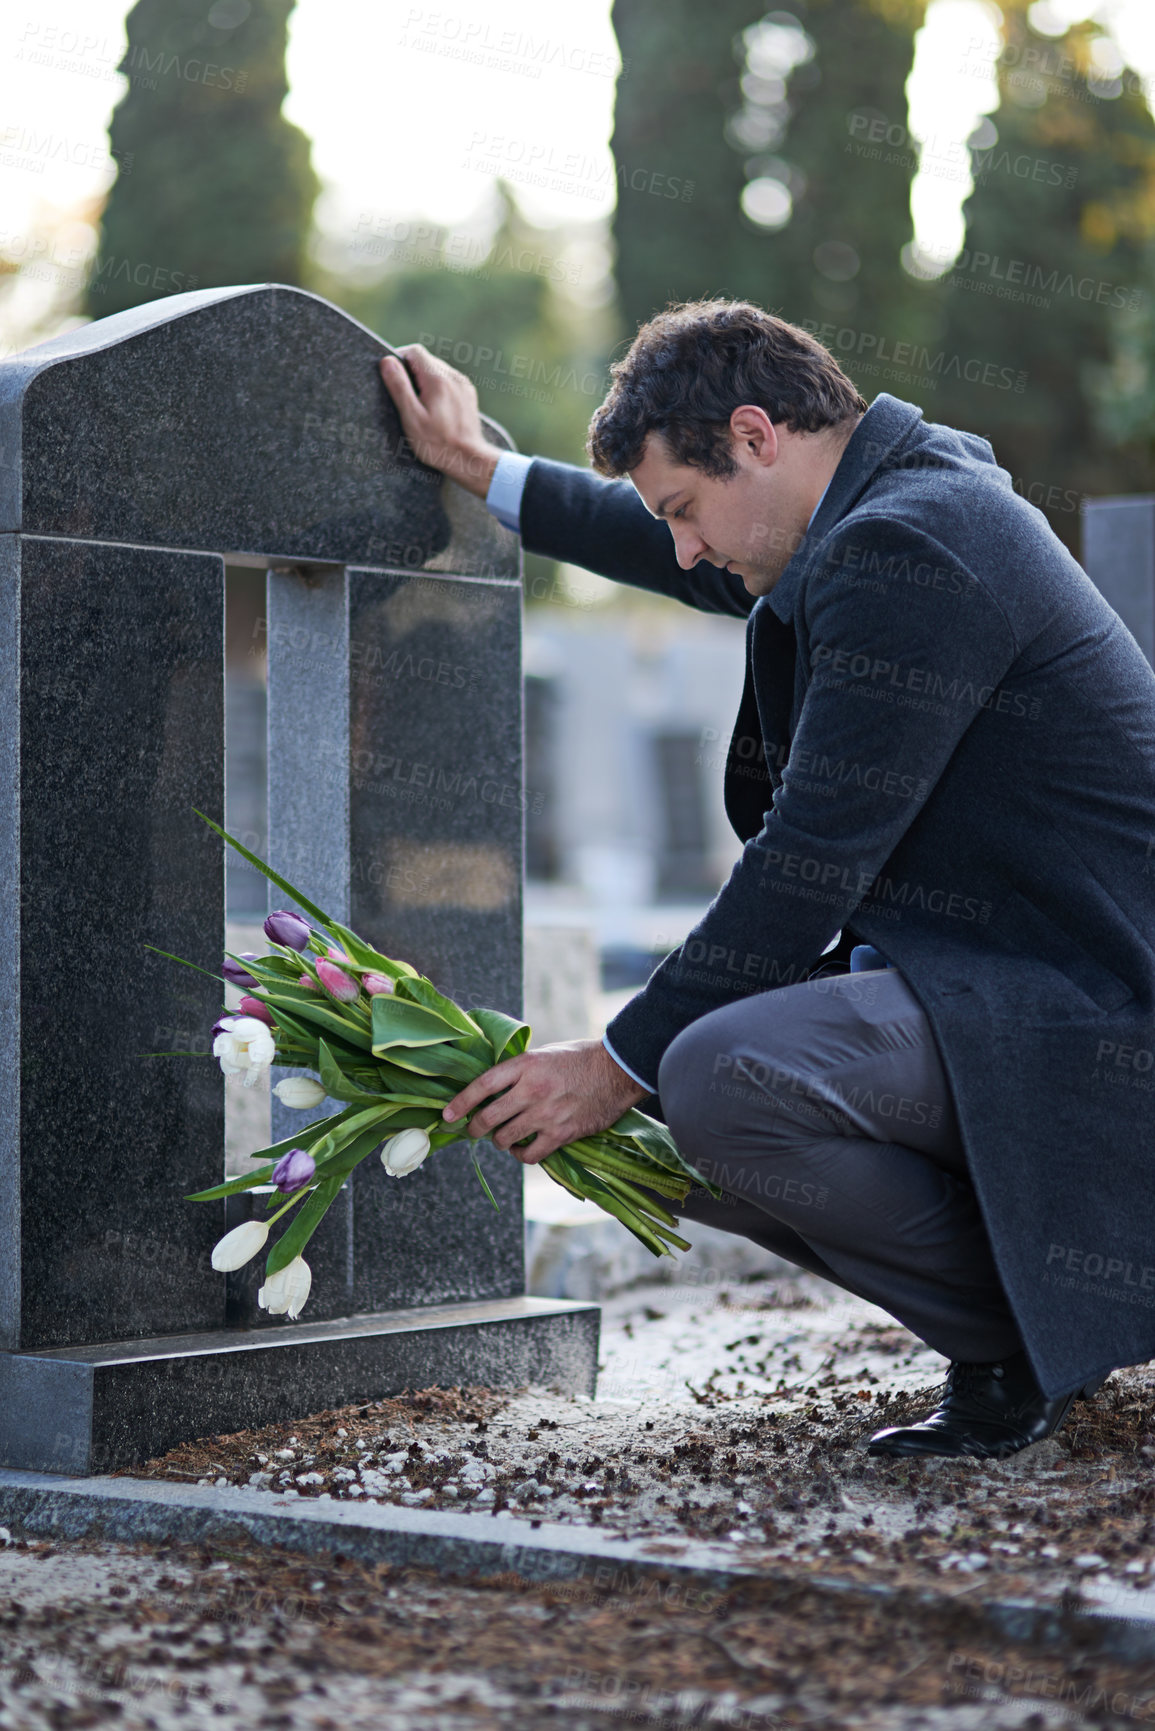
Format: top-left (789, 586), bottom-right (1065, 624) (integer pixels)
top-left (123, 1271), bottom-right (1155, 1618)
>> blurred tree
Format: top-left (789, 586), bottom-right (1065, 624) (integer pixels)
top-left (925, 7), bottom-right (1155, 548)
top-left (336, 182), bottom-right (617, 607)
top-left (608, 0), bottom-right (929, 341)
top-left (341, 183), bottom-right (614, 470)
top-left (87, 0), bottom-right (318, 319)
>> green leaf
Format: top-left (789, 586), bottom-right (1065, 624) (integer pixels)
top-left (185, 1162), bottom-right (276, 1201)
top-left (265, 1175), bottom-right (344, 1276)
top-left (308, 1102), bottom-right (396, 1167)
top-left (394, 976), bottom-right (486, 1042)
top-left (471, 1147), bottom-right (500, 1212)
top-left (143, 944), bottom-right (227, 985)
top-left (325, 921), bottom-right (418, 980)
top-left (260, 990), bottom-right (373, 1052)
top-left (314, 1117), bottom-right (408, 1179)
top-left (372, 1039), bottom-right (485, 1085)
top-left (471, 1008), bottom-right (531, 1065)
top-left (317, 1038), bottom-right (392, 1105)
top-left (193, 810), bottom-right (337, 930)
top-left (371, 994), bottom-right (466, 1048)
top-left (234, 1105), bottom-right (360, 1168)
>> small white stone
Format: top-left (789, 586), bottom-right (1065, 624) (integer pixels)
top-left (1074, 1554), bottom-right (1106, 1570)
top-left (473, 1488), bottom-right (496, 1506)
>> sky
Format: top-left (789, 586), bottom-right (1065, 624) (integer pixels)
top-left (2, 0), bottom-right (1155, 343)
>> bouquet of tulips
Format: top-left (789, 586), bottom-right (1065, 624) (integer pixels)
top-left (157, 816), bottom-right (714, 1322)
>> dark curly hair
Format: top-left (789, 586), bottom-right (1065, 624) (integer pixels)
top-left (587, 299), bottom-right (868, 479)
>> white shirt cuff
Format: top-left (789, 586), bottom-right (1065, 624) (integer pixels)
top-left (602, 1034), bottom-right (655, 1095)
top-left (485, 450), bottom-right (535, 533)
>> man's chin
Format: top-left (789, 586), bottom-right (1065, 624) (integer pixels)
top-left (730, 563), bottom-right (776, 595)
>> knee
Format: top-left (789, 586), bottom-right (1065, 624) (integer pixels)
top-left (657, 1016), bottom-right (732, 1150)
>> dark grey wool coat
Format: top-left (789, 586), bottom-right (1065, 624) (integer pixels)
top-left (520, 392), bottom-right (1155, 1398)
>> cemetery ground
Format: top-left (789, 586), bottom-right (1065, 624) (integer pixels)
top-left (6, 1276), bottom-right (1155, 1726)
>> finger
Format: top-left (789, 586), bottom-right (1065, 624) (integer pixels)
top-left (443, 1059), bottom-right (523, 1123)
top-left (511, 1133), bottom-right (555, 1166)
top-left (378, 354), bottom-right (422, 414)
top-left (395, 342), bottom-right (445, 390)
top-left (486, 1108), bottom-right (557, 1155)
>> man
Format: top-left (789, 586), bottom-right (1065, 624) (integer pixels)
top-left (380, 299), bottom-right (1155, 1459)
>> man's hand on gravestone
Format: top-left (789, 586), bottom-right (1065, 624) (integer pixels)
top-left (441, 1040), bottom-right (649, 1165)
top-left (379, 345), bottom-right (499, 498)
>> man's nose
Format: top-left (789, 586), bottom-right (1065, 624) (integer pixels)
top-left (672, 526), bottom-right (708, 570)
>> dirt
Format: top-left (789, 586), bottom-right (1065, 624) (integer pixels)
top-left (121, 1275), bottom-right (1155, 1620)
top-left (2, 1529), bottom-right (1155, 1728)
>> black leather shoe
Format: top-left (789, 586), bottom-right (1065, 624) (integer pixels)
top-left (866, 1351), bottom-right (1105, 1460)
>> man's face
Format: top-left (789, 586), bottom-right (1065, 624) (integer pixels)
top-left (627, 422), bottom-right (805, 596)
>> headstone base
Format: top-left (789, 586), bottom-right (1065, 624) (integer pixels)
top-left (0, 1297), bottom-right (599, 1475)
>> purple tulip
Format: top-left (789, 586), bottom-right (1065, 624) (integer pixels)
top-left (264, 909), bottom-right (312, 952)
top-left (239, 995), bottom-right (275, 1027)
top-left (222, 953), bottom-right (259, 988)
top-left (272, 1148), bottom-right (316, 1195)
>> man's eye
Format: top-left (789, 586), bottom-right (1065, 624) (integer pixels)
top-left (673, 506), bottom-right (686, 520)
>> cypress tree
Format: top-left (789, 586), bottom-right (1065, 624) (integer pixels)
top-left (88, 0), bottom-right (318, 318)
top-left (608, 0), bottom-right (927, 341)
top-left (925, 5), bottom-right (1155, 546)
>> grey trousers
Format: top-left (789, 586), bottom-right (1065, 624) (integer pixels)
top-left (652, 968), bottom-right (1024, 1365)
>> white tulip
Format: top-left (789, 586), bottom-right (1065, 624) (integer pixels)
top-left (273, 1075), bottom-right (327, 1110)
top-left (214, 1016), bottom-right (276, 1088)
top-left (258, 1255), bottom-right (312, 1320)
top-left (211, 1219), bottom-right (269, 1271)
top-left (380, 1127), bottom-right (432, 1177)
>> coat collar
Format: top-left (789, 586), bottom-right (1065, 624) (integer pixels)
top-left (764, 393), bottom-right (924, 623)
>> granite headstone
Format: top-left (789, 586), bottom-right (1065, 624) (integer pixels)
top-left (0, 284), bottom-right (597, 1471)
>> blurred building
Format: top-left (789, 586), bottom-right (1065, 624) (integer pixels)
top-left (524, 599), bottom-right (747, 956)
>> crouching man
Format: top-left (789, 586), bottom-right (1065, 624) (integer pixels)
top-left (380, 299), bottom-right (1155, 1459)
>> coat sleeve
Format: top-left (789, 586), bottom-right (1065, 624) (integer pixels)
top-left (605, 521), bottom-right (1021, 1088)
top-left (518, 456), bottom-right (754, 619)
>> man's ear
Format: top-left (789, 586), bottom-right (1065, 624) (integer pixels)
top-left (729, 405), bottom-right (779, 466)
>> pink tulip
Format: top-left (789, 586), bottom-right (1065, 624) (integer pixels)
top-left (239, 995), bottom-right (275, 1027)
top-left (316, 958), bottom-right (360, 1003)
top-left (298, 973), bottom-right (318, 990)
top-left (362, 972), bottom-right (395, 996)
